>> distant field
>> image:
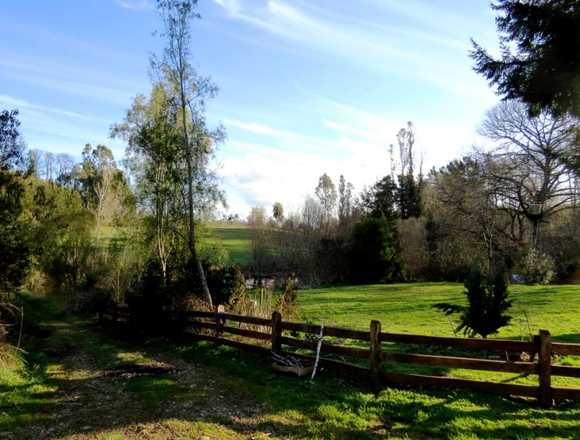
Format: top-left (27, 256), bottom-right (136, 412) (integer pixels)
top-left (205, 223), bottom-right (253, 266)
top-left (298, 282), bottom-right (580, 342)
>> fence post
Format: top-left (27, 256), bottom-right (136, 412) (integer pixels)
top-left (370, 320), bottom-right (382, 391)
top-left (538, 329), bottom-right (553, 407)
top-left (215, 305), bottom-right (225, 337)
top-left (271, 311), bottom-right (282, 354)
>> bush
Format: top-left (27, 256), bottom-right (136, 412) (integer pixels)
top-left (520, 248), bottom-right (555, 285)
top-left (434, 267), bottom-right (512, 338)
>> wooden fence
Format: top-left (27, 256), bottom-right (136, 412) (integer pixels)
top-left (101, 306), bottom-right (580, 407)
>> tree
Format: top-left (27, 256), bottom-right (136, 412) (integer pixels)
top-left (315, 173), bottom-right (337, 226)
top-left (0, 110), bottom-right (24, 171)
top-left (348, 216), bottom-right (401, 284)
top-left (471, 0), bottom-right (580, 117)
top-left (338, 175), bottom-right (354, 227)
top-left (396, 122), bottom-right (423, 219)
top-left (359, 176), bottom-right (398, 220)
top-left (112, 84), bottom-right (183, 286)
top-left (153, 0), bottom-right (225, 306)
top-left (272, 202), bottom-right (284, 224)
top-left (0, 110), bottom-right (29, 294)
top-left (434, 267), bottom-right (512, 338)
top-left (75, 144), bottom-right (129, 245)
top-left (479, 100), bottom-right (578, 248)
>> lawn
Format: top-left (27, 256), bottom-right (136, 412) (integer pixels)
top-left (298, 282), bottom-right (580, 342)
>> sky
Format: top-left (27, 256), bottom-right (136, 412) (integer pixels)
top-left (1, 0), bottom-right (502, 217)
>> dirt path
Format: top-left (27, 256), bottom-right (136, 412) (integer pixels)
top-left (12, 318), bottom-right (294, 440)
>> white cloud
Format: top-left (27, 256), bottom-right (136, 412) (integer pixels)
top-left (224, 118), bottom-right (297, 140)
top-left (116, 0), bottom-right (152, 10)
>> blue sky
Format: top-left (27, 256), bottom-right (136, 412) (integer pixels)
top-left (1, 0), bottom-right (501, 216)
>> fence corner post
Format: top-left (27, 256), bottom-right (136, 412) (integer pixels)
top-left (271, 311), bottom-right (282, 354)
top-left (370, 319), bottom-right (382, 392)
top-left (538, 329), bottom-right (553, 408)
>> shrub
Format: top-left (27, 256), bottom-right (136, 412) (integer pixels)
top-left (434, 267), bottom-right (512, 338)
top-left (520, 248), bottom-right (555, 285)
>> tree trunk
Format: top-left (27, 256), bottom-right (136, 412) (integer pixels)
top-left (179, 77), bottom-right (212, 307)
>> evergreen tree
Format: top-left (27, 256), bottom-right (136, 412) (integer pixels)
top-left (471, 0), bottom-right (580, 117)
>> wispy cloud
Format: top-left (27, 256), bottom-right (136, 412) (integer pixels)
top-left (116, 0), bottom-right (152, 10)
top-left (224, 118), bottom-right (297, 140)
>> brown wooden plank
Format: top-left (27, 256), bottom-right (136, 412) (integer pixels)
top-left (552, 342), bottom-right (580, 356)
top-left (221, 326), bottom-right (271, 341)
top-left (187, 321), bottom-right (217, 331)
top-left (381, 332), bottom-right (534, 352)
top-left (187, 333), bottom-right (270, 354)
top-left (382, 352), bottom-right (536, 374)
top-left (551, 365), bottom-right (580, 378)
top-left (280, 351), bottom-right (369, 381)
top-left (280, 336), bottom-right (370, 358)
top-left (281, 321), bottom-right (370, 341)
top-left (184, 311), bottom-right (272, 326)
top-left (552, 387), bottom-right (580, 401)
top-left (380, 371), bottom-right (538, 398)
top-left (221, 313), bottom-right (272, 326)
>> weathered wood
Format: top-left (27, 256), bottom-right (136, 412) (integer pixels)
top-left (381, 332), bottom-right (534, 352)
top-left (187, 321), bottom-right (217, 331)
top-left (187, 333), bottom-right (270, 354)
top-left (380, 371), bottom-right (539, 398)
top-left (552, 342), bottom-right (580, 356)
top-left (221, 326), bottom-right (271, 341)
top-left (538, 329), bottom-right (553, 407)
top-left (370, 320), bottom-right (382, 390)
top-left (280, 336), bottom-right (370, 358)
top-left (552, 386), bottom-right (580, 401)
top-left (281, 351), bottom-right (369, 383)
top-left (185, 310), bottom-right (273, 326)
top-left (281, 321), bottom-right (370, 341)
top-left (551, 365), bottom-right (580, 378)
top-left (271, 311), bottom-right (282, 354)
top-left (383, 352), bottom-right (536, 374)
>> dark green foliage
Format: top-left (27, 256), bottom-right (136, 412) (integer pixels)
top-left (205, 265), bottom-right (245, 305)
top-left (397, 173), bottom-right (422, 219)
top-left (434, 267), bottom-right (512, 338)
top-left (0, 110), bottom-right (29, 294)
top-left (0, 110), bottom-right (24, 171)
top-left (360, 175), bottom-right (398, 219)
top-left (348, 216), bottom-right (401, 284)
top-left (471, 0), bottom-right (580, 116)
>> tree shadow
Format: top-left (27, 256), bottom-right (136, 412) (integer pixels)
top-left (4, 318), bottom-right (580, 440)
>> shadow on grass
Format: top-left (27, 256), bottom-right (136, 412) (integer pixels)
top-left (3, 316), bottom-right (580, 440)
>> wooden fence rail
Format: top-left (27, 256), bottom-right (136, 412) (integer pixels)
top-left (101, 306), bottom-right (580, 407)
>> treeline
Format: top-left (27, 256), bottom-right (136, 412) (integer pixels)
top-left (247, 103), bottom-right (580, 286)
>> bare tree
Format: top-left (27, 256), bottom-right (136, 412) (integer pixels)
top-left (315, 173), bottom-right (337, 229)
top-left (479, 100), bottom-right (578, 248)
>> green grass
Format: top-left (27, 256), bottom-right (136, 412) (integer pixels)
top-left (298, 282), bottom-right (580, 341)
top-left (205, 223), bottom-right (253, 266)
top-left (2, 285), bottom-right (580, 439)
top-left (297, 282), bottom-right (580, 388)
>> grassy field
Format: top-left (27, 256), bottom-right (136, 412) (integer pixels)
top-left (2, 284), bottom-right (580, 439)
top-left (204, 224), bottom-right (253, 266)
top-left (298, 282), bottom-right (580, 341)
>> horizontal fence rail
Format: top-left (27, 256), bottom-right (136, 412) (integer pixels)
top-left (100, 305), bottom-right (580, 407)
